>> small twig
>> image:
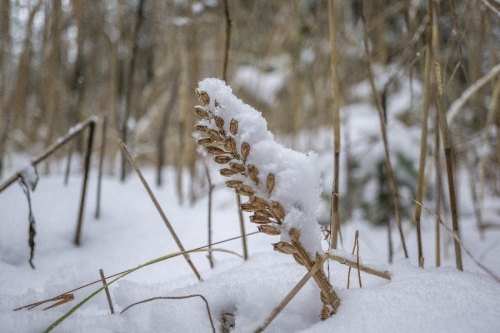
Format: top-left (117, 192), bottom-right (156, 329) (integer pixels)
top-left (204, 164), bottom-right (215, 268)
top-left (355, 231), bottom-right (362, 288)
top-left (99, 269), bottom-right (114, 315)
top-left (254, 257), bottom-right (324, 333)
top-left (328, 252), bottom-right (391, 280)
top-left (222, 0), bottom-right (231, 81)
top-left (236, 192), bottom-right (248, 260)
top-left (347, 232), bottom-right (357, 289)
top-left (410, 198), bottom-right (500, 283)
top-left (119, 139), bottom-right (203, 281)
top-left (95, 115), bottom-right (108, 219)
top-left (120, 294), bottom-right (216, 333)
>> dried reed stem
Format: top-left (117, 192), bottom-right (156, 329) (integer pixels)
top-left (432, 3), bottom-right (462, 271)
top-left (414, 9), bottom-right (433, 268)
top-left (121, 295), bottom-right (216, 333)
top-left (204, 164), bottom-right (215, 268)
top-left (434, 110), bottom-right (442, 267)
top-left (360, 0), bottom-right (408, 258)
top-left (254, 256), bottom-right (324, 333)
top-left (222, 0), bottom-right (231, 82)
top-left (119, 140), bottom-right (203, 281)
top-left (95, 115), bottom-right (107, 219)
top-left (99, 269), bottom-right (115, 315)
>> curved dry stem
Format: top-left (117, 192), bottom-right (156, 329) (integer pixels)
top-left (120, 294), bottom-right (216, 333)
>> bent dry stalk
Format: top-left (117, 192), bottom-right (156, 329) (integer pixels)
top-left (193, 87), bottom-right (340, 319)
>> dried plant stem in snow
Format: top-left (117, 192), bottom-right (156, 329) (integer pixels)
top-left (360, 0), bottom-right (408, 258)
top-left (119, 140), bottom-right (202, 281)
top-left (99, 269), bottom-right (114, 314)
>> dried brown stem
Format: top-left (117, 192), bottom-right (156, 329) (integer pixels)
top-left (119, 140), bottom-right (203, 281)
top-left (99, 269), bottom-right (115, 315)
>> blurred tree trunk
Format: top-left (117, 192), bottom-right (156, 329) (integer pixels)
top-left (0, 0), bottom-right (11, 178)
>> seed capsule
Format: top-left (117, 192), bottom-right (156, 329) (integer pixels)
top-left (194, 105), bottom-right (209, 118)
top-left (198, 137), bottom-right (214, 146)
top-left (206, 146), bottom-right (227, 155)
top-left (195, 125), bottom-right (208, 132)
top-left (250, 215), bottom-right (271, 224)
top-left (251, 196), bottom-right (269, 209)
top-left (226, 180), bottom-right (243, 188)
top-left (230, 119), bottom-right (238, 135)
top-left (258, 225), bottom-right (281, 235)
top-left (247, 164), bottom-right (259, 183)
top-left (255, 209), bottom-right (273, 218)
top-left (266, 173), bottom-right (275, 194)
top-left (236, 184), bottom-right (254, 196)
top-left (197, 90), bottom-right (210, 105)
top-left (240, 202), bottom-right (261, 212)
top-left (224, 137), bottom-right (237, 151)
top-left (214, 116), bottom-right (225, 129)
top-left (241, 142), bottom-right (250, 161)
top-left (214, 155), bottom-right (232, 164)
top-left (273, 242), bottom-right (297, 255)
top-left (207, 129), bottom-right (224, 142)
top-left (229, 162), bottom-right (245, 173)
top-left (270, 201), bottom-right (285, 221)
top-left (220, 168), bottom-right (237, 176)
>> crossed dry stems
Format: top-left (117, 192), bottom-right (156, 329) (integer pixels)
top-left (194, 89), bottom-right (340, 319)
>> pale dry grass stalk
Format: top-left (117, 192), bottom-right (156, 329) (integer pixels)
top-left (194, 90), bottom-right (340, 319)
top-left (327, 0), bottom-right (341, 250)
top-left (431, 2), bottom-right (463, 271)
top-left (119, 140), bottom-right (203, 281)
top-left (360, 0), bottom-right (408, 258)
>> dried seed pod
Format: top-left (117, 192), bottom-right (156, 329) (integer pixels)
top-left (270, 201), bottom-right (285, 221)
top-left (206, 146), bottom-right (227, 155)
top-left (241, 142), bottom-right (250, 161)
top-left (226, 180), bottom-right (243, 188)
top-left (214, 115), bottom-right (225, 129)
top-left (198, 137), bottom-right (215, 146)
top-left (273, 242), bottom-right (297, 255)
top-left (250, 195), bottom-right (269, 209)
top-left (207, 129), bottom-right (224, 142)
top-left (289, 228), bottom-right (301, 243)
top-left (230, 119), bottom-right (238, 135)
top-left (195, 125), bottom-right (208, 132)
top-left (266, 173), bottom-right (275, 194)
top-left (258, 225), bottom-right (281, 235)
top-left (240, 202), bottom-right (261, 212)
top-left (194, 105), bottom-right (209, 118)
top-left (229, 162), bottom-right (245, 173)
top-left (224, 137), bottom-right (237, 152)
top-left (197, 90), bottom-right (210, 105)
top-left (255, 209), bottom-right (273, 218)
top-left (247, 164), bottom-right (259, 183)
top-left (214, 155), bottom-right (232, 164)
top-left (220, 168), bottom-right (237, 177)
top-left (250, 215), bottom-right (271, 224)
top-left (236, 184), bottom-right (254, 197)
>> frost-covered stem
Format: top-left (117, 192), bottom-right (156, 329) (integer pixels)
top-left (360, 0), bottom-right (408, 258)
top-left (328, 0), bottom-right (341, 250)
top-left (414, 8), bottom-right (433, 268)
top-left (119, 140), bottom-right (203, 281)
top-left (432, 4), bottom-right (462, 271)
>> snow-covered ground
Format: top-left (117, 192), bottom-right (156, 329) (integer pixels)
top-left (1, 79), bottom-right (499, 332)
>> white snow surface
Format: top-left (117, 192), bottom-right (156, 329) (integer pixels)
top-left (0, 170), bottom-right (499, 333)
top-left (197, 78), bottom-right (323, 257)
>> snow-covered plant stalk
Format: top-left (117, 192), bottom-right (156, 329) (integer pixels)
top-left (193, 78), bottom-right (340, 319)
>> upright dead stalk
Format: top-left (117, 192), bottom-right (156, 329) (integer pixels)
top-left (360, 0), bottom-right (408, 258)
top-left (327, 0), bottom-right (341, 250)
top-left (413, 6), bottom-right (433, 268)
top-left (431, 2), bottom-right (462, 271)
